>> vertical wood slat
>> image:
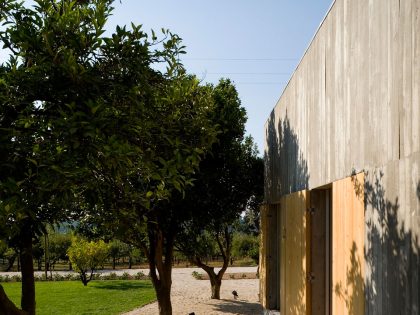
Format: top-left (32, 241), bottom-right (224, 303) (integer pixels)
top-left (280, 190), bottom-right (310, 315)
top-left (332, 173), bottom-right (365, 315)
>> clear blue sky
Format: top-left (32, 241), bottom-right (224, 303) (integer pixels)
top-left (1, 0), bottom-right (333, 154)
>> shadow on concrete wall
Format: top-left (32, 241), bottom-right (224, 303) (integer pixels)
top-left (362, 172), bottom-right (419, 314)
top-left (264, 111), bottom-right (309, 202)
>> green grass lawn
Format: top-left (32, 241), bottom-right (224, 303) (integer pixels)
top-left (1, 280), bottom-right (156, 315)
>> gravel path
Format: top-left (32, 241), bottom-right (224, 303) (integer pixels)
top-left (124, 267), bottom-right (262, 315)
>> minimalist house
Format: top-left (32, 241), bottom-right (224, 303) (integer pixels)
top-left (259, 0), bottom-right (419, 314)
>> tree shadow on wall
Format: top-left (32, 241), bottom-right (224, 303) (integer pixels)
top-left (361, 171), bottom-right (419, 315)
top-left (264, 111), bottom-right (309, 202)
top-left (282, 193), bottom-right (309, 315)
top-left (334, 242), bottom-right (365, 314)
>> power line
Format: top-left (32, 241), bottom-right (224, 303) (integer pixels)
top-left (205, 72), bottom-right (291, 75)
top-left (234, 82), bottom-right (287, 85)
top-left (182, 58), bottom-right (297, 61)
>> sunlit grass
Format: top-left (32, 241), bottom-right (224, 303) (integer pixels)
top-left (1, 280), bottom-right (156, 315)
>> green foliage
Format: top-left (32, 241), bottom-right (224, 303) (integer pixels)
top-left (0, 0), bottom-right (215, 244)
top-left (0, 242), bottom-right (18, 271)
top-left (191, 271), bottom-right (203, 280)
top-left (175, 79), bottom-right (264, 265)
top-left (0, 0), bottom-right (218, 313)
top-left (0, 0), bottom-right (217, 311)
top-left (46, 231), bottom-right (72, 266)
top-left (1, 280), bottom-right (156, 314)
top-left (109, 239), bottom-right (126, 266)
top-left (232, 233), bottom-right (259, 263)
top-left (67, 237), bottom-right (110, 285)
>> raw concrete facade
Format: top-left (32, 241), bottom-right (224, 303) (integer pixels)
top-left (261, 0), bottom-right (419, 314)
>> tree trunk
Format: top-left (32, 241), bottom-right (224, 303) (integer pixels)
top-left (197, 264), bottom-right (224, 299)
top-left (43, 234), bottom-right (48, 281)
top-left (5, 254), bottom-right (16, 272)
top-left (80, 272), bottom-right (88, 286)
top-left (193, 227), bottom-right (232, 300)
top-left (19, 230), bottom-right (35, 315)
top-left (156, 280), bottom-right (172, 315)
top-left (147, 226), bottom-right (175, 315)
top-left (0, 284), bottom-right (27, 315)
top-left (209, 274), bottom-right (222, 299)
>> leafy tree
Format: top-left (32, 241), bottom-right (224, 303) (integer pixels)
top-left (232, 233), bottom-right (259, 263)
top-left (0, 0), bottom-right (212, 314)
top-left (67, 237), bottom-right (110, 286)
top-left (0, 243), bottom-right (18, 272)
top-left (109, 239), bottom-right (129, 269)
top-left (0, 0), bottom-right (117, 312)
top-left (235, 208), bottom-right (261, 236)
top-left (32, 240), bottom-right (44, 272)
top-left (127, 246), bottom-right (144, 268)
top-left (45, 231), bottom-right (72, 270)
top-left (174, 80), bottom-right (264, 299)
top-left (80, 77), bottom-right (217, 315)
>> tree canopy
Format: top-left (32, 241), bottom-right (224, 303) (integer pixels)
top-left (0, 1), bottom-right (217, 314)
top-left (173, 79), bottom-right (264, 299)
top-left (0, 1), bottom-right (263, 315)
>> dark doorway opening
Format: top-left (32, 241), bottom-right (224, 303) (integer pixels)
top-left (309, 187), bottom-right (332, 315)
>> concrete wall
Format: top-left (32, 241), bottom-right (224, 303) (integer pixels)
top-left (264, 0), bottom-right (420, 313)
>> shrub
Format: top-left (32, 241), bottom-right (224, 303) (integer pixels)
top-left (191, 271), bottom-right (203, 280)
top-left (120, 272), bottom-right (131, 280)
top-left (52, 273), bottom-right (65, 281)
top-left (134, 271), bottom-right (147, 280)
top-left (67, 237), bottom-right (110, 286)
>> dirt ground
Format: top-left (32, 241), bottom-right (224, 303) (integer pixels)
top-left (123, 266), bottom-right (262, 315)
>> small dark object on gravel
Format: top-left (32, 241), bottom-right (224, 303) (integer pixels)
top-left (232, 290), bottom-right (238, 299)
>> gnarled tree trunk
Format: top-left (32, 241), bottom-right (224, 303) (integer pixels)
top-left (193, 227), bottom-right (232, 299)
top-left (145, 226), bottom-right (175, 315)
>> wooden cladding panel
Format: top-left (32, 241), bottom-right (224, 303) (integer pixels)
top-left (332, 173), bottom-right (365, 315)
top-left (280, 190), bottom-right (310, 315)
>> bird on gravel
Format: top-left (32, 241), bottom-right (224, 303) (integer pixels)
top-left (232, 290), bottom-right (238, 300)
